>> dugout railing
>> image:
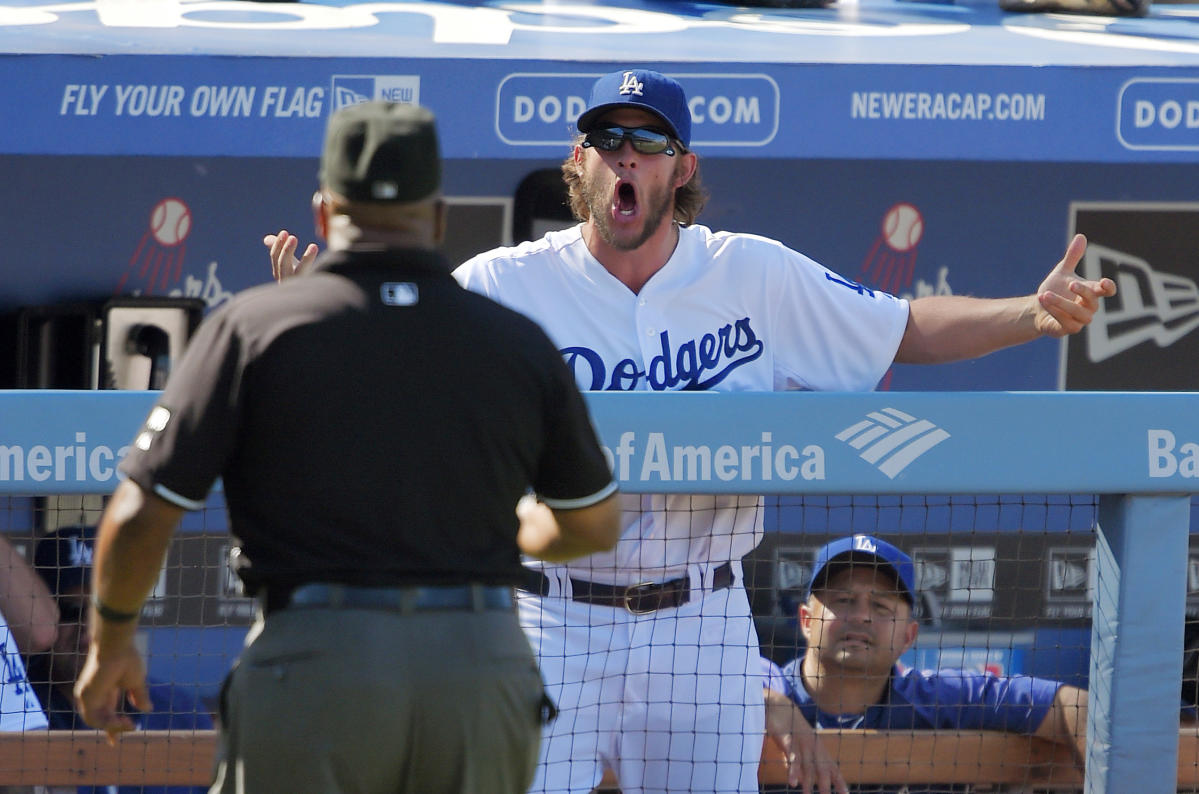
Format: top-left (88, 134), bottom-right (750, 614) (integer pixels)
top-left (0, 389), bottom-right (1196, 793)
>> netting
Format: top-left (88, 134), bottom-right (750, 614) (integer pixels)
top-left (0, 390), bottom-right (1195, 793)
top-left (0, 492), bottom-right (1105, 791)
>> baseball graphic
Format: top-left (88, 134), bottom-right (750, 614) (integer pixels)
top-left (859, 201), bottom-right (927, 331)
top-left (883, 202), bottom-right (923, 253)
top-left (116, 196), bottom-right (193, 295)
top-left (151, 198), bottom-right (192, 247)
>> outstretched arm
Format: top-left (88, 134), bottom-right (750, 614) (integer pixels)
top-left (895, 234), bottom-right (1116, 364)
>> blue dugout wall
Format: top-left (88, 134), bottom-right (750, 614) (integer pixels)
top-left (1, 1), bottom-right (1199, 789)
top-left (1, 389), bottom-right (1198, 790)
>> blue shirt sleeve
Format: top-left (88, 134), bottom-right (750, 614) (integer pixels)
top-left (762, 656), bottom-right (795, 698)
top-left (892, 668), bottom-right (1062, 733)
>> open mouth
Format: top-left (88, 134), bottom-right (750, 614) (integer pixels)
top-left (615, 181), bottom-right (638, 216)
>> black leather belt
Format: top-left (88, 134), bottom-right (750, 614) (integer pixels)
top-left (519, 562), bottom-right (734, 614)
top-left (263, 583), bottom-right (513, 616)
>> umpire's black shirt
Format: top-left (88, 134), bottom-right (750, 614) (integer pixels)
top-left (119, 247), bottom-right (616, 594)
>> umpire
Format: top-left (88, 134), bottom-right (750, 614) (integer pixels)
top-left (74, 101), bottom-right (621, 794)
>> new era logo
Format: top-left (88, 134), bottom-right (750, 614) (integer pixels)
top-left (1046, 547), bottom-right (1095, 600)
top-left (1082, 243), bottom-right (1199, 362)
top-left (836, 408), bottom-right (950, 479)
top-left (1051, 558), bottom-right (1088, 590)
top-left (916, 558), bottom-right (948, 590)
top-left (330, 75), bottom-right (421, 111)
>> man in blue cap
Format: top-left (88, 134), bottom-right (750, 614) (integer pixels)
top-left (763, 534), bottom-right (1088, 791)
top-left (268, 70), bottom-right (1113, 794)
top-left (29, 525), bottom-right (213, 794)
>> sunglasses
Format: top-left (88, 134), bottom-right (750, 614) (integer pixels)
top-left (582, 126), bottom-right (677, 157)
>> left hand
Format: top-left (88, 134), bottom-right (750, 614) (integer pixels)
top-left (764, 688), bottom-right (849, 794)
top-left (1034, 234), bottom-right (1117, 338)
top-left (74, 636), bottom-right (152, 746)
top-left (263, 229), bottom-right (319, 282)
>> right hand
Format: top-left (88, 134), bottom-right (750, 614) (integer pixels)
top-left (515, 494), bottom-right (560, 558)
top-left (264, 230), bottom-right (319, 282)
top-left (764, 687), bottom-right (849, 794)
top-left (74, 636), bottom-right (152, 746)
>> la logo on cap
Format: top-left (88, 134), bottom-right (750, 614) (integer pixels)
top-left (853, 535), bottom-right (877, 553)
top-left (618, 72), bottom-right (645, 97)
top-left (67, 537), bottom-right (94, 568)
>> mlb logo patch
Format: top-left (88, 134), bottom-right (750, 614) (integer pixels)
top-left (381, 282), bottom-right (418, 306)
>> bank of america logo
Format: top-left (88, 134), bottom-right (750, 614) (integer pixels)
top-left (836, 408), bottom-right (950, 478)
top-left (331, 75), bottom-right (421, 111)
top-left (1082, 243), bottom-right (1199, 363)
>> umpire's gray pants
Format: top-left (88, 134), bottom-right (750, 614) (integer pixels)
top-left (209, 604), bottom-right (543, 794)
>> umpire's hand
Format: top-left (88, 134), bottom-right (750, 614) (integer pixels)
top-left (74, 626), bottom-right (153, 745)
top-left (764, 687), bottom-right (849, 794)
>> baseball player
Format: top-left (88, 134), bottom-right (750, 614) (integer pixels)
top-left (0, 533), bottom-right (54, 732)
top-left (28, 524), bottom-right (213, 794)
top-left (763, 534), bottom-right (1086, 793)
top-left (266, 70), bottom-right (1114, 794)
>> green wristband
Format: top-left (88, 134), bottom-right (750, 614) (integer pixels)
top-left (90, 596), bottom-right (140, 623)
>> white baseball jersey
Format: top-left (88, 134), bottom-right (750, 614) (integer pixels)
top-left (0, 611), bottom-right (48, 731)
top-left (454, 223), bottom-right (909, 582)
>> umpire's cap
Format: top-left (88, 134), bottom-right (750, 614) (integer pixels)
top-left (806, 534), bottom-right (917, 608)
top-left (33, 525), bottom-right (96, 596)
top-left (319, 101), bottom-right (441, 203)
top-left (576, 69), bottom-right (692, 149)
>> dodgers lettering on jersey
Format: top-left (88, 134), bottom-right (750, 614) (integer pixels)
top-left (454, 223), bottom-right (910, 578)
top-left (0, 622), bottom-right (47, 731)
top-left (564, 319), bottom-right (764, 391)
top-left (455, 224), bottom-right (907, 396)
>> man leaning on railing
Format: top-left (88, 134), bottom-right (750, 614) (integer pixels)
top-left (762, 534), bottom-right (1087, 794)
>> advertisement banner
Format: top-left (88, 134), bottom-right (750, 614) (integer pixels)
top-left (6, 58), bottom-right (1199, 162)
top-left (1064, 202), bottom-right (1199, 391)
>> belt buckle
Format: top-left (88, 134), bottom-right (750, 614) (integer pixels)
top-left (623, 581), bottom-right (662, 614)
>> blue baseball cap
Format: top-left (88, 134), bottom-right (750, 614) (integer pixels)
top-left (576, 69), bottom-right (692, 149)
top-left (33, 525), bottom-right (96, 596)
top-left (806, 534), bottom-right (917, 608)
